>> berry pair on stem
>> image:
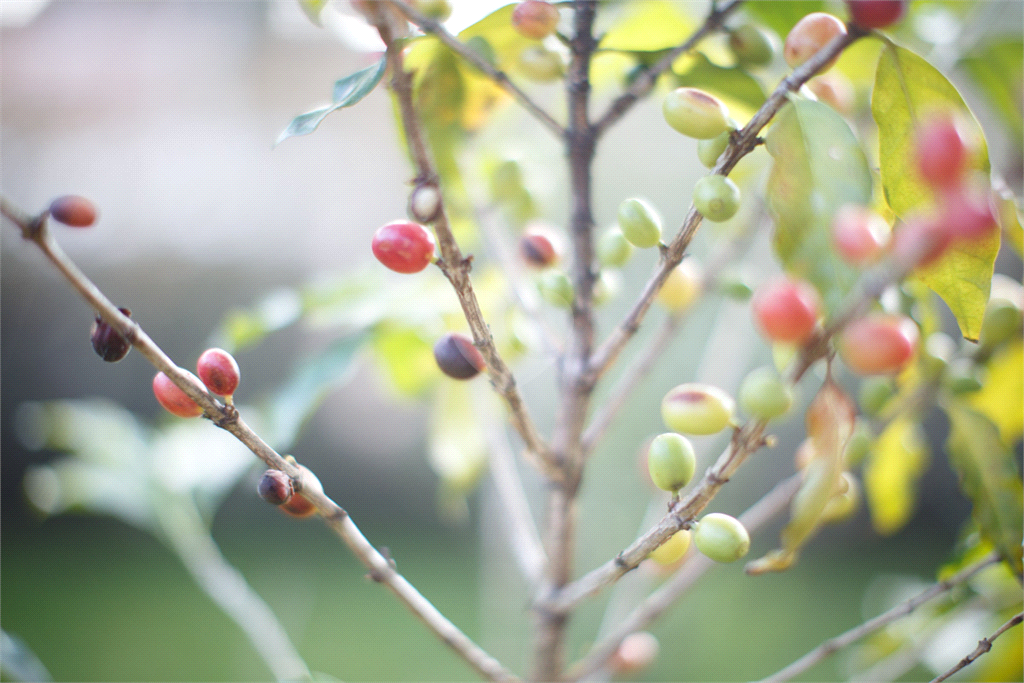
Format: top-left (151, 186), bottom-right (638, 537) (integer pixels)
top-left (152, 348), bottom-right (240, 418)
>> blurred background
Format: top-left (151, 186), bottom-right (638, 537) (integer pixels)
top-left (2, 1), bottom-right (1021, 681)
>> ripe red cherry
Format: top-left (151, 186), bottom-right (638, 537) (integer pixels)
top-left (511, 1), bottom-right (560, 40)
top-left (915, 115), bottom-right (969, 189)
top-left (153, 370), bottom-right (204, 418)
top-left (434, 332), bottom-right (486, 380)
top-left (197, 347), bottom-right (241, 400)
top-left (784, 13), bottom-right (847, 71)
top-left (939, 189), bottom-right (998, 241)
top-left (832, 204), bottom-right (890, 265)
top-left (846, 1), bottom-right (907, 29)
top-left (371, 220), bottom-right (436, 273)
top-left (838, 313), bottom-right (919, 375)
top-left (751, 278), bottom-right (822, 343)
top-left (90, 307), bottom-right (132, 362)
top-left (49, 195), bottom-right (97, 227)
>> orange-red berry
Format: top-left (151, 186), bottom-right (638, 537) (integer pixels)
top-left (838, 314), bottom-right (919, 375)
top-left (784, 13), bottom-right (847, 71)
top-left (372, 220), bottom-right (436, 273)
top-left (751, 278), bottom-right (822, 344)
top-left (153, 370), bottom-right (204, 418)
top-left (846, 0), bottom-right (907, 29)
top-left (511, 1), bottom-right (560, 40)
top-left (49, 195), bottom-right (97, 227)
top-left (197, 347), bottom-right (240, 399)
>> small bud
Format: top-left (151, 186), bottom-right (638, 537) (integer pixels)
top-left (257, 470), bottom-right (294, 506)
top-left (409, 183), bottom-right (442, 223)
top-left (90, 307), bottom-right (132, 362)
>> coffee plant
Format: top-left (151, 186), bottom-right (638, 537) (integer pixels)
top-left (3, 1), bottom-right (1022, 681)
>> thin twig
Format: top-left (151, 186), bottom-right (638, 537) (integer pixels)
top-left (592, 0), bottom-right (745, 136)
top-left (757, 552), bottom-right (1002, 683)
top-left (372, 3), bottom-right (555, 476)
top-left (1, 196), bottom-right (519, 683)
top-left (929, 610), bottom-right (1024, 683)
top-left (587, 26), bottom-right (867, 383)
top-left (387, 0), bottom-right (565, 138)
top-left (563, 473), bottom-right (803, 682)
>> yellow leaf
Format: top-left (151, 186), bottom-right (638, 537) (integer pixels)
top-left (599, 1), bottom-right (695, 52)
top-left (864, 417), bottom-right (929, 535)
top-left (969, 341), bottom-right (1024, 446)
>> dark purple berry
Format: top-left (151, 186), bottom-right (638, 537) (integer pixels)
top-left (258, 470), bottom-right (294, 506)
top-left (433, 332), bottom-right (486, 380)
top-left (90, 307), bottom-right (132, 362)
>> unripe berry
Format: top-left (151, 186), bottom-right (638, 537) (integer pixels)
top-left (728, 24), bottom-right (776, 66)
top-left (657, 260), bottom-right (702, 313)
top-left (662, 87), bottom-right (734, 139)
top-left (939, 189), bottom-right (998, 241)
top-left (751, 278), bottom-right (822, 344)
top-left (979, 299), bottom-right (1023, 349)
top-left (90, 307), bottom-right (132, 363)
top-left (610, 632), bottom-right (660, 675)
top-left (915, 114), bottom-right (969, 189)
top-left (838, 313), bottom-right (919, 375)
top-left (197, 347), bottom-right (241, 400)
top-left (511, 1), bottom-right (559, 40)
top-left (49, 194), bottom-right (98, 227)
top-left (257, 470), bottom-right (294, 506)
top-left (538, 270), bottom-right (574, 308)
top-left (784, 13), bottom-right (847, 71)
top-left (846, 0), bottom-right (907, 29)
top-left (592, 270), bottom-right (620, 307)
top-left (692, 513), bottom-right (750, 563)
top-left (844, 421), bottom-right (873, 466)
top-left (693, 175), bottom-right (741, 222)
top-left (153, 370), bottom-right (204, 418)
top-left (517, 45), bottom-right (564, 81)
top-left (858, 376), bottom-right (895, 415)
top-left (596, 227), bottom-right (633, 268)
top-left (617, 198), bottom-right (662, 248)
top-left (661, 383), bottom-right (736, 435)
top-left (648, 530), bottom-right (691, 565)
top-left (372, 220), bottom-right (436, 273)
top-left (738, 366), bottom-right (793, 421)
top-left (831, 204), bottom-right (890, 265)
top-left (647, 433), bottom-right (697, 493)
top-left (490, 159), bottom-right (524, 201)
top-left (412, 0), bottom-right (452, 21)
top-left (697, 131), bottom-right (730, 169)
top-left (408, 183), bottom-right (442, 223)
top-left (891, 216), bottom-right (952, 269)
top-left (519, 227), bottom-right (559, 268)
top-left (434, 332), bottom-right (486, 380)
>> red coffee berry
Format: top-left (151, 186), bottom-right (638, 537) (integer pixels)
top-left (838, 313), bottom-right (919, 375)
top-left (939, 189), bottom-right (998, 241)
top-left (49, 195), bottom-right (97, 227)
top-left (891, 216), bottom-right (952, 269)
top-left (90, 307), bottom-right (132, 362)
top-left (511, 1), bottom-right (560, 40)
top-left (784, 13), bottom-right (847, 71)
top-left (371, 220), bottom-right (436, 274)
top-left (751, 278), bottom-right (822, 344)
top-left (152, 370), bottom-right (204, 418)
top-left (519, 228), bottom-right (558, 268)
top-left (257, 470), bottom-right (294, 506)
top-left (915, 115), bottom-right (969, 189)
top-left (197, 347), bottom-right (240, 399)
top-left (831, 204), bottom-right (890, 265)
top-left (434, 332), bottom-right (486, 380)
top-left (846, 0), bottom-right (907, 29)
top-left (280, 492), bottom-right (317, 518)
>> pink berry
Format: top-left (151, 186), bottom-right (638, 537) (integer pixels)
top-left (846, 1), bottom-right (907, 29)
top-left (784, 13), bottom-right (847, 71)
top-left (751, 278), bottom-right (822, 343)
top-left (939, 189), bottom-right (998, 241)
top-left (838, 313), bottom-right (919, 375)
top-left (832, 204), bottom-right (890, 265)
top-left (49, 195), bottom-right (97, 227)
top-left (371, 220), bottom-right (436, 274)
top-left (197, 347), bottom-right (241, 399)
top-left (153, 370), bottom-right (204, 418)
top-left (891, 217), bottom-right (952, 269)
top-left (915, 115), bottom-right (969, 189)
top-left (511, 1), bottom-right (560, 40)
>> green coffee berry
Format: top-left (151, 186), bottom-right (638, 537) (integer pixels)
top-left (738, 366), bottom-right (793, 420)
top-left (692, 513), bottom-right (750, 563)
top-left (597, 228), bottom-right (634, 268)
top-left (728, 24), bottom-right (776, 66)
top-left (697, 131), bottom-right (731, 169)
top-left (662, 87), bottom-right (733, 139)
top-left (538, 270), bottom-right (574, 308)
top-left (693, 175), bottom-right (741, 222)
top-left (649, 529), bottom-right (691, 565)
top-left (617, 198), bottom-right (662, 249)
top-left (979, 299), bottom-right (1022, 349)
top-left (647, 433), bottom-right (697, 493)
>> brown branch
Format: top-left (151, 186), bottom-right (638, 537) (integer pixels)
top-left (592, 0), bottom-right (745, 136)
top-left (757, 552), bottom-right (1002, 683)
top-left (1, 196), bottom-right (519, 683)
top-left (563, 473), bottom-right (803, 682)
top-left (387, 0), bottom-right (565, 138)
top-left (929, 610), bottom-right (1024, 683)
top-left (373, 3), bottom-right (555, 477)
top-left (587, 26), bottom-right (867, 383)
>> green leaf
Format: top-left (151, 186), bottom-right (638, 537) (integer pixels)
top-left (944, 400), bottom-right (1024, 576)
top-left (673, 52), bottom-right (767, 113)
top-left (267, 334), bottom-right (365, 450)
top-left (765, 98), bottom-right (872, 313)
top-left (216, 288), bottom-right (303, 352)
top-left (458, 4), bottom-right (536, 72)
top-left (428, 382), bottom-right (488, 493)
top-left (960, 37), bottom-right (1024, 141)
top-left (599, 0), bottom-right (696, 53)
top-left (969, 340), bottom-right (1024, 447)
top-left (743, 1), bottom-right (824, 40)
top-left (370, 325), bottom-right (438, 397)
top-left (864, 417), bottom-right (929, 535)
top-left (872, 43), bottom-right (998, 341)
top-left (276, 57), bottom-right (387, 146)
